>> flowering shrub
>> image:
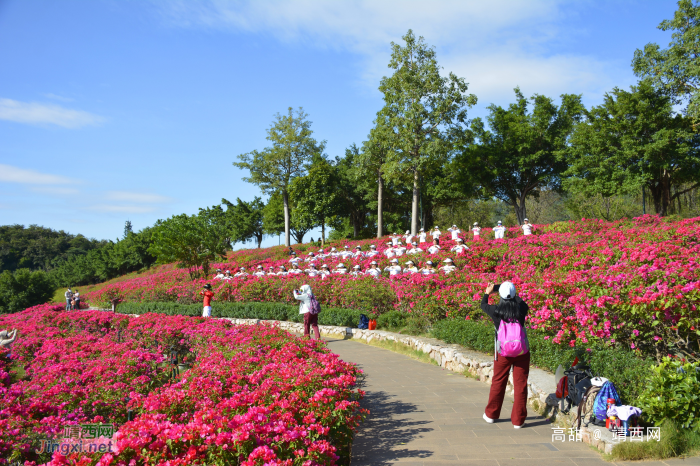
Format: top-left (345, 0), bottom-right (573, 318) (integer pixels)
top-left (0, 305), bottom-right (365, 465)
top-left (81, 215), bottom-right (700, 359)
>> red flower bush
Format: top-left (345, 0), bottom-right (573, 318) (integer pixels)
top-left (0, 305), bottom-right (365, 465)
top-left (82, 215), bottom-right (700, 357)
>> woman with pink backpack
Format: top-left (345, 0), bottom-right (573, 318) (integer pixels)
top-left (294, 284), bottom-right (321, 340)
top-left (481, 281), bottom-right (530, 429)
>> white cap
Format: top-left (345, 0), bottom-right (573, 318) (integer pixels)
top-left (309, 252), bottom-right (314, 255)
top-left (456, 238), bottom-right (463, 242)
top-left (355, 245), bottom-right (361, 249)
top-left (426, 261), bottom-right (433, 265)
top-left (443, 258), bottom-right (453, 263)
top-left (412, 242), bottom-right (417, 246)
top-left (434, 226), bottom-right (439, 229)
top-left (370, 244), bottom-right (376, 249)
top-left (292, 263), bottom-right (299, 267)
top-left (405, 230), bottom-right (410, 234)
top-left (225, 270), bottom-right (230, 273)
top-left (344, 245), bottom-right (349, 249)
top-left (353, 265), bottom-right (360, 269)
top-left (257, 265), bottom-right (263, 269)
top-left (473, 222), bottom-right (478, 225)
top-left (499, 281), bottom-right (517, 300)
top-left (452, 224), bottom-right (457, 228)
top-left (391, 258), bottom-right (399, 263)
top-left (321, 264), bottom-right (329, 268)
top-left (405, 260), bottom-right (414, 265)
top-left (524, 218), bottom-right (529, 222)
top-left (497, 221), bottom-right (502, 224)
top-left (420, 228), bottom-right (424, 231)
top-left (370, 261), bottom-right (377, 265)
top-left (240, 267), bottom-right (245, 271)
top-left (337, 263), bottom-right (345, 267)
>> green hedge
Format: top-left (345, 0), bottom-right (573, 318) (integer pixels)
top-left (116, 301), bottom-right (365, 327)
top-left (431, 318), bottom-right (654, 404)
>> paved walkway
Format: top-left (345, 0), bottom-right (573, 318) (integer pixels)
top-left (326, 338), bottom-right (699, 466)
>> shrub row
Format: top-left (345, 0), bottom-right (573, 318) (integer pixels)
top-left (431, 318), bottom-right (654, 403)
top-left (116, 301), bottom-right (365, 328)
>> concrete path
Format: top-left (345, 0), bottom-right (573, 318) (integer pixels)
top-left (326, 338), bottom-right (699, 466)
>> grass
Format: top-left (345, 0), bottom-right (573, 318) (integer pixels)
top-left (355, 337), bottom-right (439, 367)
top-left (607, 420), bottom-right (700, 461)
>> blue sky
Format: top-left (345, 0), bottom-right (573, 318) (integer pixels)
top-left (0, 0), bottom-right (678, 248)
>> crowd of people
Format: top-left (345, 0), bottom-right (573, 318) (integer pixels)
top-left (212, 220), bottom-right (534, 281)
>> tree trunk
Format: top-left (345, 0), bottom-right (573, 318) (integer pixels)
top-left (411, 169), bottom-right (420, 235)
top-left (256, 234), bottom-right (262, 248)
top-left (282, 189), bottom-right (291, 247)
top-left (377, 173), bottom-right (384, 238)
top-left (353, 214), bottom-right (359, 238)
top-left (513, 195), bottom-right (527, 224)
top-left (321, 221), bottom-right (326, 247)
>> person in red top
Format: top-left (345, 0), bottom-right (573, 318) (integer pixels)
top-left (200, 284), bottom-right (214, 317)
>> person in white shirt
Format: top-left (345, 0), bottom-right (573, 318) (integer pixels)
top-left (439, 258), bottom-right (457, 274)
top-left (419, 228), bottom-right (427, 243)
top-left (254, 266), bottom-right (266, 277)
top-left (427, 238), bottom-right (441, 254)
top-left (305, 263), bottom-right (320, 277)
top-left (403, 260), bottom-right (419, 274)
top-left (317, 249), bottom-right (326, 259)
top-left (351, 264), bottom-right (363, 277)
top-left (64, 288), bottom-right (73, 310)
top-left (522, 218), bottom-right (533, 236)
top-left (305, 252), bottom-right (316, 262)
top-left (384, 258), bottom-right (403, 277)
top-left (289, 263), bottom-right (303, 275)
top-left (394, 241), bottom-right (406, 257)
top-left (383, 242), bottom-right (396, 258)
top-left (334, 263), bottom-right (348, 274)
top-left (419, 260), bottom-right (437, 275)
top-left (366, 244), bottom-right (379, 257)
top-left (234, 267), bottom-right (248, 277)
top-left (431, 226), bottom-right (441, 240)
top-left (267, 266), bottom-right (276, 276)
top-left (407, 242), bottom-right (423, 254)
top-left (472, 222), bottom-right (482, 242)
top-left (319, 264), bottom-right (331, 277)
top-left (493, 220), bottom-right (506, 239)
top-left (352, 245), bottom-right (365, 259)
top-left (340, 246), bottom-right (354, 260)
top-left (223, 270), bottom-right (233, 280)
top-left (451, 238), bottom-right (469, 254)
top-left (277, 265), bottom-right (288, 276)
top-left (289, 252), bottom-right (301, 265)
top-left (391, 232), bottom-right (400, 246)
top-left (448, 225), bottom-right (461, 241)
top-left (404, 230), bottom-right (414, 246)
top-left (365, 261), bottom-right (381, 278)
top-left (329, 247), bottom-right (339, 258)
top-left (214, 269), bottom-right (225, 279)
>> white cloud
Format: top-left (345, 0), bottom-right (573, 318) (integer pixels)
top-left (30, 186), bottom-right (80, 196)
top-left (0, 98), bottom-right (104, 128)
top-left (157, 0), bottom-right (622, 105)
top-left (106, 191), bottom-right (172, 203)
top-left (44, 93), bottom-right (74, 103)
top-left (88, 204), bottom-right (157, 214)
top-left (0, 164), bottom-right (73, 185)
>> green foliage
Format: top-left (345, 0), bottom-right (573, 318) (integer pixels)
top-left (431, 318), bottom-right (653, 403)
top-left (565, 80), bottom-right (700, 216)
top-left (376, 310), bottom-right (407, 330)
top-left (115, 301), bottom-right (364, 327)
top-left (149, 212), bottom-right (229, 279)
top-left (632, 0), bottom-right (700, 123)
top-left (0, 268), bottom-right (55, 314)
top-left (455, 87), bottom-right (584, 224)
top-left (234, 107), bottom-right (326, 247)
top-left (221, 197), bottom-right (266, 248)
top-left (637, 357), bottom-right (700, 431)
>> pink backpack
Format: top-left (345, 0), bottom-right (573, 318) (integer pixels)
top-left (496, 320), bottom-right (529, 358)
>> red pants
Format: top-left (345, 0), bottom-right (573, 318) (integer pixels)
top-left (485, 352), bottom-right (530, 426)
top-left (304, 312), bottom-right (320, 339)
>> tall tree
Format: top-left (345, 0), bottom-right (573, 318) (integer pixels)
top-left (289, 155), bottom-right (341, 245)
top-left (335, 145), bottom-right (373, 238)
top-left (263, 192), bottom-right (285, 239)
top-left (455, 88), bottom-right (584, 223)
top-left (379, 30), bottom-right (476, 235)
top-left (632, 0), bottom-right (700, 125)
top-left (234, 107), bottom-right (325, 247)
top-left (123, 220), bottom-right (133, 239)
top-left (357, 116), bottom-right (393, 238)
top-left (565, 80), bottom-right (700, 216)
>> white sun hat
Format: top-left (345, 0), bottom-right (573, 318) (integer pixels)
top-left (524, 218), bottom-right (529, 222)
top-left (405, 230), bottom-right (410, 234)
top-left (499, 281), bottom-right (517, 300)
top-left (344, 245), bottom-right (349, 249)
top-left (497, 221), bottom-right (502, 224)
top-left (456, 238), bottom-right (463, 242)
top-left (257, 265), bottom-right (263, 269)
top-left (355, 245), bottom-right (361, 249)
top-left (420, 227), bottom-right (425, 231)
top-left (405, 260), bottom-right (414, 265)
top-left (452, 224), bottom-right (457, 228)
top-left (473, 222), bottom-right (478, 225)
top-left (443, 258), bottom-right (453, 263)
top-left (353, 265), bottom-right (361, 269)
top-left (337, 263), bottom-right (345, 268)
top-left (370, 244), bottom-right (377, 249)
top-left (391, 258), bottom-right (399, 263)
top-left (321, 264), bottom-right (329, 268)
top-left (370, 261), bottom-right (378, 265)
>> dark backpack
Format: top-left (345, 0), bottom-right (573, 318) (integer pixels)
top-left (309, 295), bottom-right (321, 315)
top-left (358, 314), bottom-right (369, 329)
top-left (561, 365), bottom-right (592, 413)
top-left (576, 385), bottom-right (601, 429)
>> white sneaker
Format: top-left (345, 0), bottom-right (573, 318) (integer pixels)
top-left (513, 424), bottom-right (523, 429)
top-left (483, 413), bottom-right (495, 424)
